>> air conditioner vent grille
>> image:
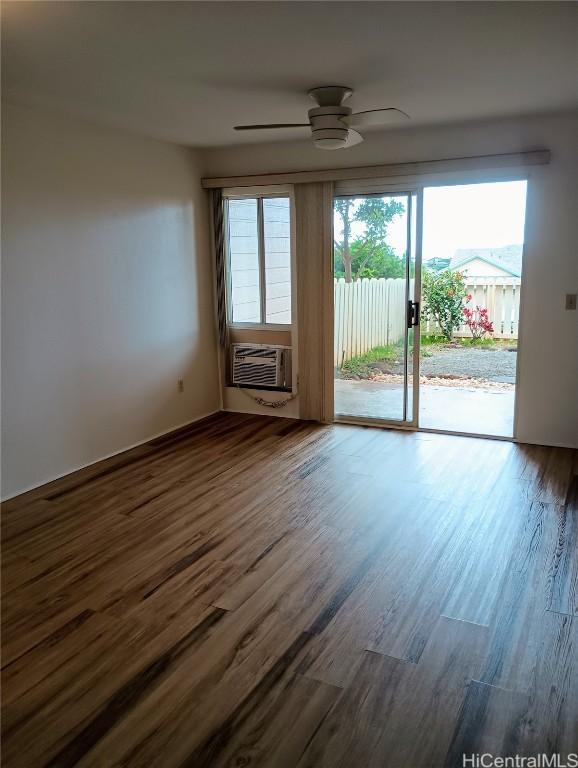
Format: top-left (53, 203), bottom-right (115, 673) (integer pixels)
top-left (231, 344), bottom-right (291, 390)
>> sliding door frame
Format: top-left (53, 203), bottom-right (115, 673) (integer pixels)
top-left (329, 168), bottom-right (531, 439)
top-left (332, 184), bottom-right (423, 429)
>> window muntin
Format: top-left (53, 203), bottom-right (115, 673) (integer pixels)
top-left (226, 195), bottom-right (292, 326)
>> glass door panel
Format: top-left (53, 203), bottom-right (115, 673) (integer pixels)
top-left (406, 193), bottom-right (419, 421)
top-left (419, 180), bottom-right (527, 437)
top-left (333, 193), bottom-right (415, 423)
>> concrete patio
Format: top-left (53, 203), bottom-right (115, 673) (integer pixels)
top-left (334, 379), bottom-right (515, 437)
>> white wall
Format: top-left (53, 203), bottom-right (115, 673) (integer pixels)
top-left (204, 112), bottom-right (578, 448)
top-left (1, 103), bottom-right (220, 498)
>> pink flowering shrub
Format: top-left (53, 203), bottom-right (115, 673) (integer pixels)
top-left (462, 295), bottom-right (494, 339)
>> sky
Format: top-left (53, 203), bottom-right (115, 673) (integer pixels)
top-left (422, 181), bottom-right (527, 259)
top-left (337, 180), bottom-right (528, 260)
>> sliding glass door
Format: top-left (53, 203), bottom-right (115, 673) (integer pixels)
top-left (333, 191), bottom-right (420, 424)
top-left (331, 178), bottom-right (526, 440)
top-left (418, 180), bottom-right (527, 437)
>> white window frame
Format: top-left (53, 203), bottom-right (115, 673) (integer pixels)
top-left (223, 185), bottom-right (295, 330)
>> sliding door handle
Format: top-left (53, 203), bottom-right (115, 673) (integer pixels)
top-left (412, 301), bottom-right (420, 327)
top-left (407, 301), bottom-right (420, 328)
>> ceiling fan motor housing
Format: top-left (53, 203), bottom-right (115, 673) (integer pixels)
top-left (233, 85), bottom-right (407, 150)
top-left (308, 105), bottom-right (352, 150)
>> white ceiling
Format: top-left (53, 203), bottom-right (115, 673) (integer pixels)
top-left (2, 2), bottom-right (577, 148)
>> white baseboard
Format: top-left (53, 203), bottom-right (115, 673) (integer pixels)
top-left (1, 409), bottom-right (220, 502)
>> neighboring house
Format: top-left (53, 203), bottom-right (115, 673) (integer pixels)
top-left (425, 244), bottom-right (522, 278)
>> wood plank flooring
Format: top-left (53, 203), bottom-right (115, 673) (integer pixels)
top-left (2, 412), bottom-right (577, 767)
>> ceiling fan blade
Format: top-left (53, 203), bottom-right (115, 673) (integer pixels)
top-left (346, 108), bottom-right (410, 128)
top-left (344, 128), bottom-right (364, 148)
top-left (234, 123), bottom-right (310, 131)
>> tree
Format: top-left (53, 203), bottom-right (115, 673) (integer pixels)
top-left (421, 269), bottom-right (467, 341)
top-left (334, 197), bottom-right (405, 282)
top-left (338, 240), bottom-right (406, 280)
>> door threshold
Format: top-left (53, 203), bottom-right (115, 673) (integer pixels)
top-left (334, 414), bottom-right (514, 442)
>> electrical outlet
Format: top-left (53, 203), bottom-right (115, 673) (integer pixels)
top-left (565, 293), bottom-right (577, 311)
top-left (177, 378), bottom-right (184, 393)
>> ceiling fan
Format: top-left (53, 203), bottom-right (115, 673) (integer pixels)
top-left (234, 86), bottom-right (409, 150)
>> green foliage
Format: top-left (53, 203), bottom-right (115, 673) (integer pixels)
top-left (340, 344), bottom-right (401, 378)
top-left (421, 269), bottom-right (467, 341)
top-left (334, 197), bottom-right (405, 282)
top-left (420, 334), bottom-right (517, 350)
top-left (334, 240), bottom-right (405, 280)
top-left (457, 337), bottom-right (499, 348)
top-left (354, 197), bottom-right (404, 242)
top-left (420, 334), bottom-right (448, 346)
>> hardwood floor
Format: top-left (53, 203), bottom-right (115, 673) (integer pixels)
top-left (2, 412), bottom-right (577, 767)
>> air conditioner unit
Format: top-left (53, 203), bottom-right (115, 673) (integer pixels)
top-left (231, 344), bottom-right (292, 391)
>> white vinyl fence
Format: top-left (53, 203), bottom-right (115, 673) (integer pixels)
top-left (334, 276), bottom-right (521, 366)
top-left (426, 276), bottom-right (521, 341)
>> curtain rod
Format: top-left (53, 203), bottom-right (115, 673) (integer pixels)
top-left (201, 149), bottom-right (550, 189)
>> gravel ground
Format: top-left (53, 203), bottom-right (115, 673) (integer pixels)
top-left (370, 373), bottom-right (513, 390)
top-left (393, 346), bottom-right (517, 383)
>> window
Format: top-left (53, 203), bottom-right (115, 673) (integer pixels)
top-left (226, 194), bottom-right (292, 325)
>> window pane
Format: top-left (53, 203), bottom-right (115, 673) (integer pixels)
top-left (263, 197), bottom-right (291, 324)
top-left (228, 198), bottom-right (260, 323)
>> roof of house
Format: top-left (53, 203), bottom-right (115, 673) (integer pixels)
top-left (425, 245), bottom-right (523, 277)
top-left (450, 245), bottom-right (523, 276)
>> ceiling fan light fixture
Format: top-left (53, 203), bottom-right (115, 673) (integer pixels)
top-left (313, 128), bottom-right (348, 150)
